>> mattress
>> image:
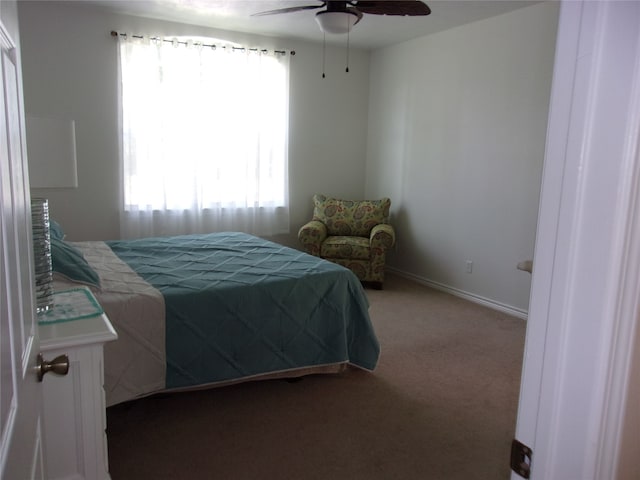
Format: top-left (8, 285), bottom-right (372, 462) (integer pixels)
top-left (53, 240), bottom-right (166, 406)
top-left (54, 232), bottom-right (380, 407)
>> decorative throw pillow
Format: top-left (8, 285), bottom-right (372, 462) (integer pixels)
top-left (312, 194), bottom-right (391, 237)
top-left (50, 238), bottom-right (100, 288)
top-left (49, 219), bottom-right (65, 241)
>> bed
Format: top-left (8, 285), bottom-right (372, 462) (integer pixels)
top-left (50, 230), bottom-right (380, 407)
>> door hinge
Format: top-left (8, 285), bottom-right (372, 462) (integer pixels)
top-left (510, 438), bottom-right (532, 479)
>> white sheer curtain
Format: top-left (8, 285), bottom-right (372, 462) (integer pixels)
top-left (117, 35), bottom-right (290, 239)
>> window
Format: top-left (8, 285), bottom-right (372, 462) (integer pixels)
top-left (117, 35), bottom-right (290, 238)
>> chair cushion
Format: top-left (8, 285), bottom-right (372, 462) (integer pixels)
top-left (321, 236), bottom-right (370, 260)
top-left (312, 194), bottom-right (390, 237)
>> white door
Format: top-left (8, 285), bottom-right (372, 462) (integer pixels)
top-left (512, 1), bottom-right (640, 479)
top-left (0, 15), bottom-right (44, 480)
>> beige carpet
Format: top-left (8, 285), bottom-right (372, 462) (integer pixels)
top-left (106, 273), bottom-right (526, 479)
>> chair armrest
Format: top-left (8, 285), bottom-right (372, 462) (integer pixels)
top-left (370, 224), bottom-right (395, 250)
top-left (298, 220), bottom-right (327, 256)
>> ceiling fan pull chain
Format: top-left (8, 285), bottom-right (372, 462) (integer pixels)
top-left (322, 32), bottom-right (326, 78)
top-left (346, 20), bottom-right (350, 73)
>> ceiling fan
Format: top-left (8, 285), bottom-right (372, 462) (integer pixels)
top-left (253, 1), bottom-right (432, 35)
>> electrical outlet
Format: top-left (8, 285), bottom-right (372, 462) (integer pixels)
top-left (466, 260), bottom-right (473, 273)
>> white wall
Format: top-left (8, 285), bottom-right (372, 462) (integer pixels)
top-left (366, 2), bottom-right (559, 312)
top-left (17, 1), bottom-right (371, 246)
top-left (0, 0), bottom-right (19, 43)
top-left (19, 1), bottom-right (559, 313)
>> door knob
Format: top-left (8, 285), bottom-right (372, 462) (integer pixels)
top-left (36, 353), bottom-right (69, 382)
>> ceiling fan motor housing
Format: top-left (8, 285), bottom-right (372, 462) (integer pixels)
top-left (315, 10), bottom-right (360, 34)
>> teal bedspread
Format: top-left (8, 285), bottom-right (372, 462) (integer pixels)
top-left (106, 232), bottom-right (379, 389)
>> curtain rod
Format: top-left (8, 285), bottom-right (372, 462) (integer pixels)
top-left (110, 31), bottom-right (295, 56)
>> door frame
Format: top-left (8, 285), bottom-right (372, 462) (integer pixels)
top-left (513, 1), bottom-right (640, 478)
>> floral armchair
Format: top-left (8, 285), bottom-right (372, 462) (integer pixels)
top-left (298, 194), bottom-right (396, 288)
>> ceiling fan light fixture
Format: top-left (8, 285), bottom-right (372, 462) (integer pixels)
top-left (315, 10), bottom-right (359, 34)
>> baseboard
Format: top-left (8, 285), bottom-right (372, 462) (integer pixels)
top-left (386, 267), bottom-right (529, 320)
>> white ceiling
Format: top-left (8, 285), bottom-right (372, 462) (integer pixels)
top-left (84, 0), bottom-right (540, 49)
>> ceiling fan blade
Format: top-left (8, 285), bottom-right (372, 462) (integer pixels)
top-left (252, 4), bottom-right (325, 17)
top-left (352, 1), bottom-right (431, 16)
top-left (347, 6), bottom-right (364, 24)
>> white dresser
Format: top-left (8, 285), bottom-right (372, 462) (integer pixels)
top-left (39, 311), bottom-right (117, 480)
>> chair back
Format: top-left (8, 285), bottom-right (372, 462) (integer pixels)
top-left (312, 194), bottom-right (391, 237)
